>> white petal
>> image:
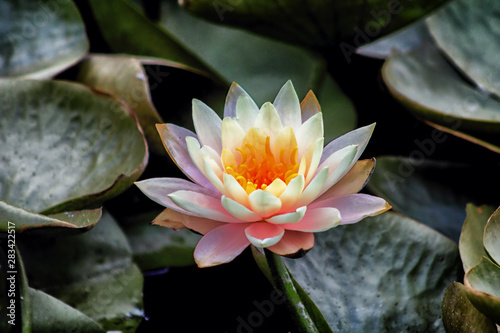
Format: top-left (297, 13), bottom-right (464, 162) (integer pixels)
top-left (316, 159), bottom-right (375, 200)
top-left (221, 117), bottom-right (246, 153)
top-left (248, 189), bottom-right (282, 218)
top-left (221, 196), bottom-right (262, 222)
top-left (273, 80), bottom-right (301, 131)
top-left (317, 145), bottom-right (358, 197)
top-left (245, 222), bottom-right (285, 248)
top-left (266, 206), bottom-right (307, 224)
top-left (200, 145), bottom-right (223, 169)
top-left (224, 82), bottom-right (256, 118)
top-left (223, 173), bottom-right (249, 207)
top-left (279, 174), bottom-right (305, 211)
top-left (202, 155), bottom-right (227, 195)
top-left (264, 178), bottom-right (287, 197)
top-left (320, 123), bottom-right (375, 169)
top-left (296, 113), bottom-right (324, 156)
top-left (295, 167), bottom-right (329, 207)
top-left (192, 99), bottom-right (222, 153)
top-left (255, 102), bottom-right (283, 138)
top-left (236, 95), bottom-right (260, 132)
top-left (186, 136), bottom-right (205, 175)
top-left (168, 190), bottom-right (237, 222)
top-left (305, 138), bottom-right (324, 185)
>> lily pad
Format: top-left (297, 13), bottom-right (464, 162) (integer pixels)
top-left (382, 42), bottom-right (500, 133)
top-left (0, 0), bottom-right (88, 78)
top-left (89, 0), bottom-right (356, 141)
top-left (87, 0), bottom-right (211, 74)
top-left (119, 209), bottom-right (201, 270)
top-left (29, 288), bottom-right (105, 333)
top-left (460, 204), bottom-right (496, 273)
top-left (0, 79), bottom-right (148, 219)
top-left (0, 203), bottom-right (102, 235)
top-left (427, 0), bottom-right (500, 97)
top-left (18, 210), bottom-right (144, 332)
top-left (77, 54), bottom-right (166, 154)
top-left (483, 206), bottom-right (500, 266)
top-left (356, 20), bottom-right (431, 59)
top-left (465, 256), bottom-right (500, 324)
top-left (366, 156), bottom-right (496, 242)
top-left (180, 0), bottom-right (448, 49)
top-left (442, 282), bottom-right (497, 333)
top-left (284, 212), bottom-right (460, 332)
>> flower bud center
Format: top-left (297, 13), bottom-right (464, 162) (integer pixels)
top-left (224, 135), bottom-right (299, 194)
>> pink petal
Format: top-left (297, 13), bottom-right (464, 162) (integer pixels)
top-left (192, 99), bottom-right (222, 154)
top-left (300, 90), bottom-right (321, 123)
top-left (156, 124), bottom-right (216, 191)
top-left (267, 230), bottom-right (315, 256)
top-left (310, 193), bottom-right (391, 225)
top-left (320, 123), bottom-right (375, 170)
top-left (280, 207), bottom-right (341, 232)
top-left (245, 222), bottom-right (285, 247)
top-left (152, 208), bottom-right (224, 235)
top-left (194, 223), bottom-right (251, 267)
top-left (316, 159), bottom-right (375, 201)
top-left (169, 190), bottom-right (239, 223)
top-left (135, 178), bottom-right (219, 216)
top-left (224, 82), bottom-right (256, 118)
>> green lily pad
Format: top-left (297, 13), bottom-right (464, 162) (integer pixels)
top-left (29, 288), bottom-right (105, 333)
top-left (119, 209), bottom-right (201, 270)
top-left (0, 79), bottom-right (148, 220)
top-left (483, 207), bottom-right (500, 266)
top-left (18, 210), bottom-right (144, 332)
top-left (366, 156), bottom-right (497, 241)
top-left (356, 20), bottom-right (431, 59)
top-left (0, 0), bottom-right (88, 78)
top-left (77, 54), bottom-right (166, 154)
top-left (0, 203), bottom-right (102, 235)
top-left (465, 256), bottom-right (500, 324)
top-left (284, 212), bottom-right (460, 332)
top-left (0, 240), bottom-right (104, 332)
top-left (460, 204), bottom-right (496, 273)
top-left (180, 0), bottom-right (448, 50)
top-left (442, 282), bottom-right (497, 333)
top-left (382, 42), bottom-right (500, 133)
top-left (89, 0), bottom-right (356, 141)
top-left (427, 0), bottom-right (500, 98)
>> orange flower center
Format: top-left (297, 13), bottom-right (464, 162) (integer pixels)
top-left (224, 135), bottom-right (299, 194)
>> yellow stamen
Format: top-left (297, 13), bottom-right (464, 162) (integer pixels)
top-left (223, 128), bottom-right (300, 195)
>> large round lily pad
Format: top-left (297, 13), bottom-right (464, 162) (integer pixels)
top-left (284, 212), bottom-right (460, 332)
top-left (0, 79), bottom-right (148, 220)
top-left (0, 0), bottom-right (88, 78)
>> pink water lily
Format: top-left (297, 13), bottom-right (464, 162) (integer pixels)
top-left (136, 81), bottom-right (391, 267)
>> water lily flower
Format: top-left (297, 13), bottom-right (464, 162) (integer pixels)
top-left (136, 81), bottom-right (391, 267)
